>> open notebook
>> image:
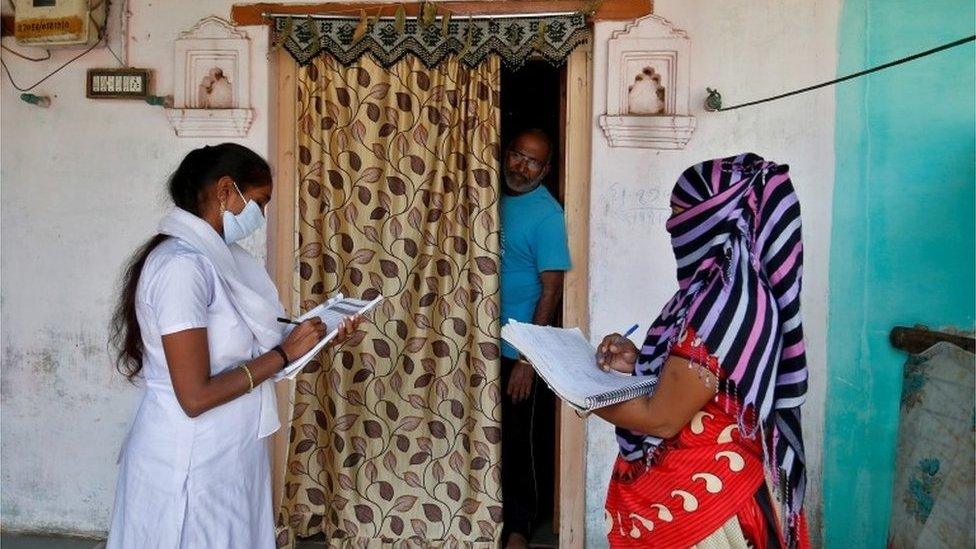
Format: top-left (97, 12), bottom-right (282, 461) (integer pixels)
top-left (274, 294), bottom-right (383, 381)
top-left (501, 321), bottom-right (657, 412)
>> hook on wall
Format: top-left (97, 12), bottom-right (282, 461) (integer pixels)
top-left (704, 88), bottom-right (722, 112)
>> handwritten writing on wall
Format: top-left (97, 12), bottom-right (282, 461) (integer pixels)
top-left (598, 182), bottom-right (672, 227)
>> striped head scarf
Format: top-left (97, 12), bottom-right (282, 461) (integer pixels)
top-left (616, 153), bottom-right (808, 529)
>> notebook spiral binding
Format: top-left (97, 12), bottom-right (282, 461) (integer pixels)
top-left (585, 377), bottom-right (659, 410)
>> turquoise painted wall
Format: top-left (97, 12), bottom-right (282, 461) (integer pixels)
top-left (825, 0), bottom-right (975, 546)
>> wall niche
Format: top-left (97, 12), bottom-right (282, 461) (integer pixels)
top-left (599, 15), bottom-right (696, 149)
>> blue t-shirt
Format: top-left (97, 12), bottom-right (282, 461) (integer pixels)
top-left (500, 185), bottom-right (572, 358)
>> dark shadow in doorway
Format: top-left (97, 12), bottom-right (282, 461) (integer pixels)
top-left (499, 58), bottom-right (563, 548)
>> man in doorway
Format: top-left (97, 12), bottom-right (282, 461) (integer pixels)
top-left (499, 128), bottom-right (571, 548)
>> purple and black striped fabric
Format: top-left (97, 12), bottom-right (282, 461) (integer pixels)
top-left (616, 153), bottom-right (808, 519)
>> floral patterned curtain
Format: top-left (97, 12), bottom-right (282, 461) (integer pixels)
top-left (280, 53), bottom-right (503, 546)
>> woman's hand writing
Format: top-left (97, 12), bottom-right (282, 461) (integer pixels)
top-left (281, 318), bottom-right (327, 359)
top-left (596, 333), bottom-right (638, 374)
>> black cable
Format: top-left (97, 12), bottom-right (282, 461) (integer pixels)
top-left (106, 42), bottom-right (125, 66)
top-left (713, 34), bottom-right (975, 111)
top-left (1, 36), bottom-right (103, 92)
top-left (1, 4), bottom-right (111, 92)
top-left (88, 9), bottom-right (125, 67)
top-left (1, 44), bottom-right (52, 62)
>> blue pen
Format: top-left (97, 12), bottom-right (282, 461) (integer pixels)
top-left (620, 324), bottom-right (640, 340)
top-left (598, 323), bottom-right (640, 367)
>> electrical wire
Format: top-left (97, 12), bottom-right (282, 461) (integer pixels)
top-left (527, 379), bottom-right (540, 535)
top-left (0, 1), bottom-right (118, 91)
top-left (88, 8), bottom-right (125, 67)
top-left (1, 0), bottom-right (53, 62)
top-left (714, 34), bottom-right (976, 111)
top-left (1, 35), bottom-right (103, 92)
top-left (105, 42), bottom-right (124, 66)
top-left (116, 0), bottom-right (131, 66)
top-left (1, 44), bottom-right (51, 62)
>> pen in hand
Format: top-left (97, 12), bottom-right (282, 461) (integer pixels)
top-left (277, 317), bottom-right (301, 325)
top-left (597, 323), bottom-right (640, 370)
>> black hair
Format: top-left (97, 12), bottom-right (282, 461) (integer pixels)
top-left (110, 143), bottom-right (272, 380)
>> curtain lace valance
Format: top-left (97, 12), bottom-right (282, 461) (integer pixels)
top-left (271, 13), bottom-right (590, 68)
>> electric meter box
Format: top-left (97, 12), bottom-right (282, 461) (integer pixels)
top-left (14, 0), bottom-right (107, 48)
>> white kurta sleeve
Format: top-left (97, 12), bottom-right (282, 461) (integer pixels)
top-left (147, 254), bottom-right (213, 335)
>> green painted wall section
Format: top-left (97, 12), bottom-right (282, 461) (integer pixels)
top-left (825, 0), bottom-right (975, 546)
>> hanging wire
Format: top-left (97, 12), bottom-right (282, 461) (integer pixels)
top-left (105, 42), bottom-right (125, 67)
top-left (0, 2), bottom-right (117, 92)
top-left (0, 0), bottom-right (53, 62)
top-left (1, 44), bottom-right (52, 62)
top-left (88, 4), bottom-right (125, 67)
top-left (706, 34), bottom-right (976, 112)
top-left (1, 36), bottom-right (103, 92)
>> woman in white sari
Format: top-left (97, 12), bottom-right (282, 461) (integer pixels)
top-left (107, 143), bottom-right (361, 548)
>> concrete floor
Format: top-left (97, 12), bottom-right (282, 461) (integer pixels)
top-left (0, 535), bottom-right (322, 548)
top-left (0, 535), bottom-right (104, 549)
top-left (2, 527), bottom-right (557, 548)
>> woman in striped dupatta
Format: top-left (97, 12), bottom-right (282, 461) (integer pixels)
top-left (594, 153), bottom-right (810, 548)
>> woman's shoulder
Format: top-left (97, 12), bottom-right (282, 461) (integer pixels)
top-left (145, 238), bottom-right (212, 271)
top-left (140, 238), bottom-right (217, 296)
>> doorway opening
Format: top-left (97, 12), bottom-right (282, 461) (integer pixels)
top-left (498, 58), bottom-right (564, 548)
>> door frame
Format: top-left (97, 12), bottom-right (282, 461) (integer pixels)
top-left (555, 45), bottom-right (591, 548)
top-left (266, 46), bottom-right (592, 549)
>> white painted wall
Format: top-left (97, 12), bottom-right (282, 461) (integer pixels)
top-left (0, 0), bottom-right (270, 536)
top-left (584, 1), bottom-right (839, 546)
top-left (1, 0), bottom-right (839, 542)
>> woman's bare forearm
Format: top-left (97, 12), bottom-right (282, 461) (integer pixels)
top-left (594, 356), bottom-right (717, 438)
top-left (181, 349), bottom-right (286, 417)
top-left (164, 329), bottom-right (286, 418)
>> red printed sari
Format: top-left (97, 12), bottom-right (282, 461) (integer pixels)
top-left (605, 328), bottom-right (809, 548)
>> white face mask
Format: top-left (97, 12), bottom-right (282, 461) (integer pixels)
top-left (222, 182), bottom-right (265, 245)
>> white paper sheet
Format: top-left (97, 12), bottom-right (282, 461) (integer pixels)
top-left (274, 294), bottom-right (383, 380)
top-left (501, 321), bottom-right (656, 411)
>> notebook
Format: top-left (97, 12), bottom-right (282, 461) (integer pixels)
top-left (274, 293), bottom-right (383, 380)
top-left (500, 321), bottom-right (657, 412)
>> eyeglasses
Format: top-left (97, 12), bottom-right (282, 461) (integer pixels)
top-left (507, 149), bottom-right (546, 172)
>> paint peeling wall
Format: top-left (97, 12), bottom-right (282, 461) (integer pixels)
top-left (0, 0), bottom-right (271, 536)
top-left (584, 1), bottom-right (839, 546)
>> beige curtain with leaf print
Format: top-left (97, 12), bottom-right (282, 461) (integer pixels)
top-left (279, 53), bottom-right (503, 547)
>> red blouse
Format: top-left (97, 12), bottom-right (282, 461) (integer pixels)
top-left (604, 326), bottom-right (794, 548)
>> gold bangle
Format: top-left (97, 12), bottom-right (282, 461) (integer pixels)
top-left (239, 363), bottom-right (254, 393)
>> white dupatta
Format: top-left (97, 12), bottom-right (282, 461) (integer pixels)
top-left (158, 207), bottom-right (284, 438)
